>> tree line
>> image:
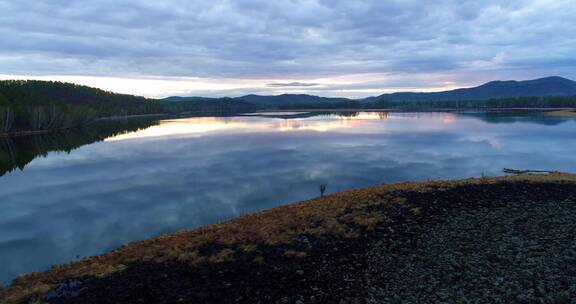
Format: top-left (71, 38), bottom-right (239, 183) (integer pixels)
top-left (0, 80), bottom-right (256, 134)
top-left (365, 96), bottom-right (576, 110)
top-left (2, 79), bottom-right (574, 134)
top-left (273, 96), bottom-right (576, 110)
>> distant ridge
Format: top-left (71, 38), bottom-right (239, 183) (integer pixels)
top-left (236, 94), bottom-right (350, 106)
top-left (367, 76), bottom-right (576, 102)
top-left (166, 76), bottom-right (576, 105)
top-left (161, 96), bottom-right (217, 102)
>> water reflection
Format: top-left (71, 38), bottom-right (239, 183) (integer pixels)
top-left (0, 111), bottom-right (575, 284)
top-left (0, 118), bottom-right (159, 177)
top-left (461, 110), bottom-right (572, 125)
top-left (107, 112), bottom-right (437, 140)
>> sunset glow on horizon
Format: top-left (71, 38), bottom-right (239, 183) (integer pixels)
top-left (1, 1), bottom-right (574, 98)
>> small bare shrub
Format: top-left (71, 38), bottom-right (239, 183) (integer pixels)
top-left (319, 183), bottom-right (328, 197)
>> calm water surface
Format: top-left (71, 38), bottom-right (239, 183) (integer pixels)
top-left (1, 111), bottom-right (575, 284)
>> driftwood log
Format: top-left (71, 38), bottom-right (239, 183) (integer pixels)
top-left (503, 168), bottom-right (559, 175)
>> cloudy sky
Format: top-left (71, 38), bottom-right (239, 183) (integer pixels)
top-left (0, 0), bottom-right (575, 98)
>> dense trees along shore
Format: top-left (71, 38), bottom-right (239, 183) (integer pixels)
top-left (0, 80), bottom-right (255, 135)
top-left (1, 79), bottom-right (575, 134)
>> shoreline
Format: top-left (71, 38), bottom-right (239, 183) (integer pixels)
top-left (0, 113), bottom-right (171, 138)
top-left (0, 111), bottom-right (224, 138)
top-left (544, 109), bottom-right (576, 117)
top-left (257, 107), bottom-right (576, 113)
top-left (2, 108), bottom-right (574, 138)
top-left (2, 173), bottom-right (576, 303)
top-left (0, 127), bottom-right (74, 138)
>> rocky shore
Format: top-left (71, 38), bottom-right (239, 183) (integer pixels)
top-left (2, 174), bottom-right (576, 304)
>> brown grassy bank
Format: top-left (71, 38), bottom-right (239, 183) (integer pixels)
top-left (545, 110), bottom-right (576, 117)
top-left (2, 173), bottom-right (576, 303)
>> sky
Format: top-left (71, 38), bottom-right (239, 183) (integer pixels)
top-left (0, 0), bottom-right (575, 98)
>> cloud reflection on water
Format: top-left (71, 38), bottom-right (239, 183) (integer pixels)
top-left (0, 112), bottom-right (575, 284)
top-left (105, 112), bottom-right (456, 141)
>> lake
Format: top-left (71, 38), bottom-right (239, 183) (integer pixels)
top-left (1, 111), bottom-right (575, 284)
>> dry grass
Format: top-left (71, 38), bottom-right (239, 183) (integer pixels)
top-left (208, 249), bottom-right (236, 263)
top-left (284, 250), bottom-right (308, 258)
top-left (545, 110), bottom-right (576, 117)
top-left (2, 173), bottom-right (576, 304)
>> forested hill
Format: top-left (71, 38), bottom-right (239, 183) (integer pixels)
top-left (0, 80), bottom-right (144, 105)
top-left (367, 76), bottom-right (576, 103)
top-left (0, 80), bottom-right (158, 116)
top-left (0, 80), bottom-right (256, 135)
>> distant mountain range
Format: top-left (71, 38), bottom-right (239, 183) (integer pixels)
top-left (236, 94), bottom-right (351, 106)
top-left (164, 76), bottom-right (576, 105)
top-left (367, 76), bottom-right (576, 102)
top-left (161, 96), bottom-right (218, 102)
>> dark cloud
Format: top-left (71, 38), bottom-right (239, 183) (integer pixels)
top-left (0, 0), bottom-right (575, 96)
